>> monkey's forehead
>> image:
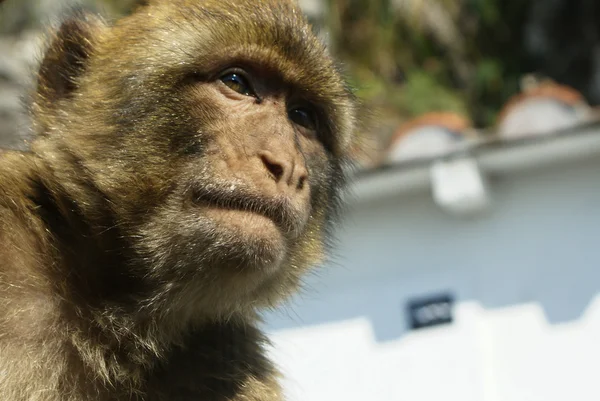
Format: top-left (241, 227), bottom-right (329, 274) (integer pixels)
top-left (118, 0), bottom-right (341, 92)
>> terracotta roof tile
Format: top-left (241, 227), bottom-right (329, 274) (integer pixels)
top-left (388, 112), bottom-right (473, 150)
top-left (497, 83), bottom-right (585, 124)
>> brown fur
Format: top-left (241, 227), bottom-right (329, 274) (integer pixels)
top-left (0, 1), bottom-right (356, 400)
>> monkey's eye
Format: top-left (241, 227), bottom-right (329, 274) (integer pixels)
top-left (289, 107), bottom-right (318, 131)
top-left (219, 72), bottom-right (255, 97)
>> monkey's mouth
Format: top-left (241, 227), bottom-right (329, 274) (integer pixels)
top-left (191, 187), bottom-right (307, 237)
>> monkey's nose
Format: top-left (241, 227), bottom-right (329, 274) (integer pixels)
top-left (259, 151), bottom-right (308, 192)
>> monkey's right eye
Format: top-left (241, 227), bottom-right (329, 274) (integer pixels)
top-left (219, 72), bottom-right (255, 97)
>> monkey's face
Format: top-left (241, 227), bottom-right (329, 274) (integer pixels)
top-left (141, 65), bottom-right (338, 296)
top-left (183, 68), bottom-right (324, 260)
top-left (35, 0), bottom-right (355, 316)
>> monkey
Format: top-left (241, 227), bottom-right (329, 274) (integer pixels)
top-left (0, 0), bottom-right (356, 400)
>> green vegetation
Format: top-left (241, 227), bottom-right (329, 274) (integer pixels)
top-left (326, 0), bottom-right (534, 129)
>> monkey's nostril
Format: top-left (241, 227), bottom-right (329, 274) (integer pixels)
top-left (297, 175), bottom-right (306, 190)
top-left (261, 154), bottom-right (285, 181)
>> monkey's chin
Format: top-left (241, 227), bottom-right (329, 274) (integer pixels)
top-left (203, 207), bottom-right (289, 271)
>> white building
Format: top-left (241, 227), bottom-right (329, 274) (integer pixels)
top-left (263, 123), bottom-right (600, 401)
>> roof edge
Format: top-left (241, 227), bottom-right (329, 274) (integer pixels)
top-left (349, 121), bottom-right (600, 204)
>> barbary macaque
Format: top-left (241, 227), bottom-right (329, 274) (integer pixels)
top-left (0, 0), bottom-right (356, 400)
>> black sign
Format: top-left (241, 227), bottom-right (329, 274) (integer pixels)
top-left (407, 293), bottom-right (454, 330)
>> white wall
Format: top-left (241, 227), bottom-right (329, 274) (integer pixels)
top-left (263, 156), bottom-right (600, 401)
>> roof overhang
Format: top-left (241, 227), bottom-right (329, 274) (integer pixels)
top-left (349, 121), bottom-right (600, 205)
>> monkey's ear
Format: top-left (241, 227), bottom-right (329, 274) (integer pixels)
top-left (36, 12), bottom-right (106, 108)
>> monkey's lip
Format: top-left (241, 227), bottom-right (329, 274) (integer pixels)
top-left (191, 188), bottom-right (306, 237)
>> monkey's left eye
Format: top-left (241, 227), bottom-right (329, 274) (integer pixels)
top-left (289, 107), bottom-right (318, 131)
top-left (220, 72), bottom-right (255, 97)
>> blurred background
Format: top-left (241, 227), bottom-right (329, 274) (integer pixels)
top-left (2, 0), bottom-right (600, 400)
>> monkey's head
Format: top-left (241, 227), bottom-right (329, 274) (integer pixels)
top-left (32, 0), bottom-right (356, 319)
